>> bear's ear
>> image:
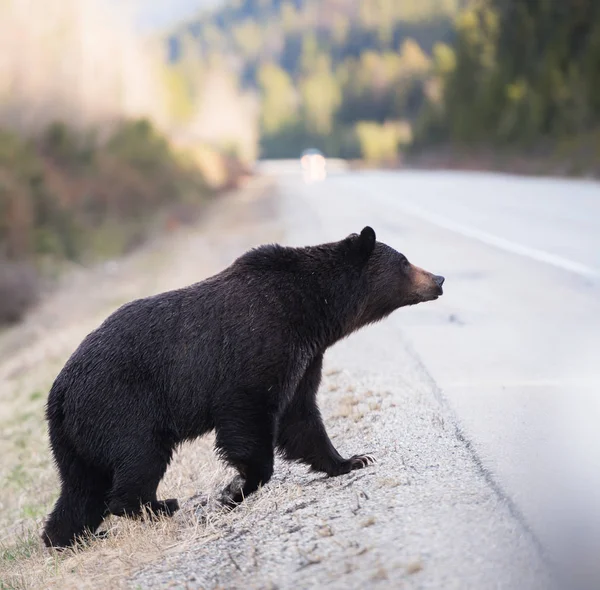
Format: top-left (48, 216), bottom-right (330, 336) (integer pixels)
top-left (351, 226), bottom-right (376, 261)
top-left (359, 226), bottom-right (376, 253)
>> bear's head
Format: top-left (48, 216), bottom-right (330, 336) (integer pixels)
top-left (343, 226), bottom-right (444, 328)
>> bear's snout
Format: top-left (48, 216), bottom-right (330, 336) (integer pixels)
top-left (410, 266), bottom-right (445, 302)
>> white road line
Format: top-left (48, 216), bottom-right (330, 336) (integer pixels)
top-left (392, 202), bottom-right (600, 280)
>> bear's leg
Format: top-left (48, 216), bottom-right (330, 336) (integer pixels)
top-left (107, 447), bottom-right (179, 519)
top-left (277, 354), bottom-right (376, 476)
top-left (215, 413), bottom-right (275, 508)
top-left (42, 456), bottom-right (110, 549)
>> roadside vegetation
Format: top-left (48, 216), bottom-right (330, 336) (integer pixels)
top-left (0, 119), bottom-right (204, 322)
top-left (0, 0), bottom-right (252, 327)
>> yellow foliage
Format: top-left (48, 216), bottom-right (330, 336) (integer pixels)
top-left (355, 120), bottom-right (412, 163)
top-left (399, 38), bottom-right (432, 74)
top-left (258, 63), bottom-right (298, 134)
top-left (160, 65), bottom-right (196, 124)
top-left (233, 20), bottom-right (263, 59)
top-left (300, 67), bottom-right (342, 135)
top-left (433, 42), bottom-right (456, 76)
top-left (506, 80), bottom-right (527, 103)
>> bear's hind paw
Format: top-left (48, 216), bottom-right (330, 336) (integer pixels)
top-left (160, 498), bottom-right (180, 516)
top-left (143, 498), bottom-right (180, 519)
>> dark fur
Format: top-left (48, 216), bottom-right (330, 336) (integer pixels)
top-left (42, 227), bottom-right (444, 548)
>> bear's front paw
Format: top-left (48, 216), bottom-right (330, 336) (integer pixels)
top-left (329, 454), bottom-right (376, 476)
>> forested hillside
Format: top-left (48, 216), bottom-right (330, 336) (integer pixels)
top-left (165, 0), bottom-right (464, 158)
top-left (417, 0), bottom-right (600, 155)
top-left (166, 0), bottom-right (600, 168)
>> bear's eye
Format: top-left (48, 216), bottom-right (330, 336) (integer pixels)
top-left (401, 257), bottom-right (410, 270)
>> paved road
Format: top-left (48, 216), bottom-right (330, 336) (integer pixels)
top-left (278, 167), bottom-right (600, 589)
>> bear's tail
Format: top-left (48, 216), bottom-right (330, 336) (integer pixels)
top-left (42, 382), bottom-right (111, 549)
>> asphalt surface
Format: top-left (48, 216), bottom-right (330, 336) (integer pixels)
top-left (280, 166), bottom-right (600, 589)
top-left (131, 167), bottom-right (599, 590)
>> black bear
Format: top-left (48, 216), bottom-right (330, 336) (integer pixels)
top-left (42, 226), bottom-right (444, 548)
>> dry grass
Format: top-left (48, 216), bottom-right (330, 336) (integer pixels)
top-left (0, 377), bottom-right (299, 590)
top-left (0, 178), bottom-right (282, 589)
top-left (405, 560), bottom-right (424, 575)
top-left (370, 565), bottom-right (388, 581)
top-left (361, 516), bottom-right (376, 528)
top-left (330, 382), bottom-right (385, 426)
top-left (0, 432), bottom-right (263, 589)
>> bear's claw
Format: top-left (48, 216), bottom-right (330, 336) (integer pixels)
top-left (348, 454), bottom-right (376, 469)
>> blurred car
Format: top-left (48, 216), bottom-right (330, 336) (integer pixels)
top-left (300, 148), bottom-right (326, 183)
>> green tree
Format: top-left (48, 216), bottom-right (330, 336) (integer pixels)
top-left (420, 0), bottom-right (600, 148)
top-left (300, 56), bottom-right (341, 135)
top-left (257, 62), bottom-right (298, 134)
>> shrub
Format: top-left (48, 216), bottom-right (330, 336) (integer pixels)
top-left (0, 117), bottom-right (223, 326)
top-left (39, 122), bottom-right (95, 169)
top-left (0, 261), bottom-right (39, 325)
top-left (106, 119), bottom-right (172, 173)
